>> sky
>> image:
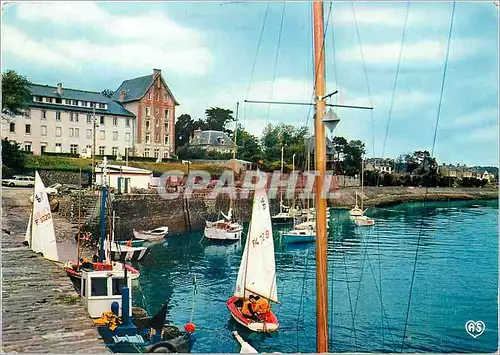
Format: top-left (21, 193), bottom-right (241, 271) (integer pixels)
top-left (2, 1), bottom-right (498, 166)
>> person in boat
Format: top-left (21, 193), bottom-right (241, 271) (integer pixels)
top-left (241, 295), bottom-right (259, 321)
top-left (252, 295), bottom-right (270, 315)
top-left (80, 257), bottom-right (94, 270)
top-left (92, 253), bottom-right (99, 263)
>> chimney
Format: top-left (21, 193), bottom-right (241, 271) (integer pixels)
top-left (120, 89), bottom-right (126, 101)
top-left (153, 68), bottom-right (161, 76)
top-left (56, 83), bottom-right (63, 95)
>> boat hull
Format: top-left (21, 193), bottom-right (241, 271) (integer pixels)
top-left (133, 228), bottom-right (168, 241)
top-left (282, 232), bottom-right (316, 243)
top-left (226, 296), bottom-right (279, 332)
top-left (204, 223), bottom-right (243, 241)
top-left (111, 248), bottom-right (149, 262)
top-left (116, 239), bottom-right (146, 247)
top-left (64, 261), bottom-right (141, 282)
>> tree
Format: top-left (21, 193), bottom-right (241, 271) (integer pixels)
top-left (261, 123), bottom-right (309, 167)
top-left (101, 89), bottom-right (114, 98)
top-left (2, 138), bottom-right (25, 177)
top-left (205, 107), bottom-right (234, 134)
top-left (343, 140), bottom-right (365, 175)
top-left (175, 114), bottom-right (208, 149)
top-left (235, 124), bottom-right (262, 162)
top-left (2, 70), bottom-right (31, 115)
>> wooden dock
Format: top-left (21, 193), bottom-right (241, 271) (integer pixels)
top-left (2, 248), bottom-right (108, 353)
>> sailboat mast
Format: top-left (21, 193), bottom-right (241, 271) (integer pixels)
top-left (313, 0), bottom-right (329, 352)
top-left (361, 156), bottom-right (364, 210)
top-left (229, 102), bottom-right (239, 214)
top-left (280, 145), bottom-right (284, 214)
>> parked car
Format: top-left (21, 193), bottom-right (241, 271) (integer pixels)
top-left (2, 175), bottom-right (35, 187)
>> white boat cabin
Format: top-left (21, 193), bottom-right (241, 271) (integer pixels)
top-left (81, 269), bottom-right (133, 318)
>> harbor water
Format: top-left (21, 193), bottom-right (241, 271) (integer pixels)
top-left (130, 199), bottom-right (498, 353)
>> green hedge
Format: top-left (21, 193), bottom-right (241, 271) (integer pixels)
top-left (42, 152), bottom-right (80, 158)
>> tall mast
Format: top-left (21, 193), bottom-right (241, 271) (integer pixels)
top-left (361, 156), bottom-right (364, 210)
top-left (313, 0), bottom-right (329, 352)
top-left (280, 145), bottom-right (284, 214)
top-left (229, 102), bottom-right (239, 215)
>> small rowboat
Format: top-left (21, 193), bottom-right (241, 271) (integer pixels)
top-left (227, 296), bottom-right (279, 332)
top-left (133, 226), bottom-right (169, 241)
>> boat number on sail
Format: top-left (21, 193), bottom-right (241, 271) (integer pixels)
top-left (260, 197), bottom-right (267, 210)
top-left (251, 229), bottom-right (270, 247)
top-left (34, 210), bottom-right (52, 225)
top-left (34, 192), bottom-right (44, 203)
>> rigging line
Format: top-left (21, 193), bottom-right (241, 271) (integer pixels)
top-left (265, 1), bottom-right (287, 126)
top-left (330, 1), bottom-right (338, 108)
top-left (342, 248), bottom-right (359, 350)
top-left (296, 245), bottom-right (311, 352)
top-left (381, 0), bottom-right (411, 160)
top-left (243, 1), bottom-right (271, 130)
top-left (401, 5), bottom-right (456, 352)
top-left (351, 1), bottom-right (376, 158)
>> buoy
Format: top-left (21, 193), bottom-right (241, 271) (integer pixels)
top-left (184, 322), bottom-right (196, 333)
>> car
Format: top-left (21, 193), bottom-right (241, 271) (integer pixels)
top-left (2, 175), bottom-right (35, 187)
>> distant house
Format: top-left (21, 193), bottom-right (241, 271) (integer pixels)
top-left (95, 164), bottom-right (152, 191)
top-left (112, 69), bottom-right (179, 159)
top-left (365, 158), bottom-right (393, 174)
top-left (305, 136), bottom-right (336, 169)
top-left (189, 129), bottom-right (235, 154)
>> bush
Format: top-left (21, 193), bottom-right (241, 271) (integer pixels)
top-left (42, 152), bottom-right (80, 158)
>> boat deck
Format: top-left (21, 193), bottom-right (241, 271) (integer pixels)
top-left (2, 248), bottom-right (108, 353)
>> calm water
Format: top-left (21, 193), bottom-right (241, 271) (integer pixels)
top-left (130, 200), bottom-right (498, 353)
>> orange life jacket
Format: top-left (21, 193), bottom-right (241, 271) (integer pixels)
top-left (253, 298), bottom-right (270, 314)
top-left (241, 300), bottom-right (254, 317)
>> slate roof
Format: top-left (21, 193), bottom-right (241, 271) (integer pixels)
top-left (111, 73), bottom-right (179, 105)
top-left (189, 130), bottom-right (235, 148)
top-left (28, 84), bottom-right (135, 117)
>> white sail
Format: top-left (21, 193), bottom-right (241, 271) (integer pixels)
top-left (233, 331), bottom-right (258, 353)
top-left (235, 189), bottom-right (278, 303)
top-left (31, 171), bottom-right (59, 261)
top-left (25, 213), bottom-right (32, 246)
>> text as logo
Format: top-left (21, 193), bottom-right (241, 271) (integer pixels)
top-left (465, 320), bottom-right (485, 338)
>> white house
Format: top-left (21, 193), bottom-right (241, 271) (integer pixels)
top-left (95, 164), bottom-right (152, 191)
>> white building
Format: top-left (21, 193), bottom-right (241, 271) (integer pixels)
top-left (95, 164), bottom-right (152, 191)
top-left (2, 83), bottom-right (136, 156)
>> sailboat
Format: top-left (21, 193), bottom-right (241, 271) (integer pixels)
top-left (271, 146), bottom-right (294, 224)
top-left (351, 156), bottom-right (375, 226)
top-left (204, 102), bottom-right (244, 242)
top-left (23, 171), bottom-right (59, 262)
top-left (63, 158), bottom-right (140, 282)
top-left (226, 188), bottom-right (279, 332)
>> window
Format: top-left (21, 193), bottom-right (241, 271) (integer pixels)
top-left (126, 118), bottom-right (130, 127)
top-left (99, 103), bottom-right (106, 109)
top-left (9, 123), bottom-right (15, 133)
top-left (113, 117), bottom-right (117, 126)
top-left (154, 149), bottom-right (159, 158)
top-left (55, 143), bottom-right (62, 153)
top-left (41, 144), bottom-right (47, 154)
top-left (145, 106), bottom-right (151, 117)
top-left (24, 142), bottom-right (32, 151)
top-left (99, 146), bottom-right (105, 155)
top-left (74, 113), bottom-right (79, 122)
top-left (163, 151), bottom-right (169, 159)
top-left (81, 101), bottom-right (88, 107)
top-left (25, 124), bottom-right (31, 135)
top-left (164, 136), bottom-right (169, 145)
top-left (65, 99), bottom-right (71, 104)
top-left (112, 278), bottom-right (126, 295)
top-left (70, 112), bottom-right (74, 121)
top-left (42, 110), bottom-right (47, 120)
top-left (100, 130), bottom-right (105, 140)
top-left (41, 125), bottom-right (47, 136)
top-left (146, 120), bottom-right (150, 131)
top-left (125, 132), bottom-right (130, 141)
top-left (70, 128), bottom-right (74, 137)
top-left (125, 147), bottom-right (133, 157)
top-left (164, 122), bottom-right (169, 132)
top-left (87, 114), bottom-right (92, 124)
top-left (75, 128), bottom-right (79, 138)
top-left (86, 145), bottom-right (92, 152)
top-left (56, 112), bottom-right (61, 121)
top-left (55, 97), bottom-right (62, 104)
top-left (55, 127), bottom-right (61, 137)
top-left (113, 131), bottom-right (118, 141)
top-left (144, 148), bottom-right (150, 157)
top-left (155, 134), bottom-right (159, 143)
top-left (156, 108), bottom-right (159, 115)
top-left (90, 102), bottom-right (95, 108)
top-left (145, 134), bottom-right (150, 144)
top-left (112, 147), bottom-right (118, 156)
top-left (72, 100), bottom-right (78, 105)
top-left (70, 144), bottom-right (79, 154)
top-left (36, 96), bottom-right (43, 102)
top-left (90, 278), bottom-right (108, 297)
top-left (100, 116), bottom-right (105, 125)
top-left (156, 93), bottom-right (159, 101)
top-left (148, 92), bottom-right (152, 100)
top-left (86, 129), bottom-right (92, 139)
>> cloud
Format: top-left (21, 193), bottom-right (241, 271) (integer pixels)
top-left (338, 39), bottom-right (484, 64)
top-left (462, 125), bottom-right (499, 143)
top-left (4, 2), bottom-right (214, 76)
top-left (440, 107), bottom-right (498, 129)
